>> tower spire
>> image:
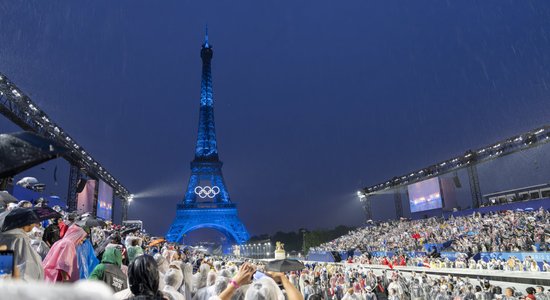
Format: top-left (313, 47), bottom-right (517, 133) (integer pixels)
top-left (195, 27), bottom-right (217, 160)
top-left (204, 25), bottom-right (209, 48)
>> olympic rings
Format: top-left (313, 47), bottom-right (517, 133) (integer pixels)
top-left (194, 186), bottom-right (221, 198)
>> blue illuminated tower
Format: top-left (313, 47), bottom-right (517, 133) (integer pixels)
top-left (166, 29), bottom-right (250, 245)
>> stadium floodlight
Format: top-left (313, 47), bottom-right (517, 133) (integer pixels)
top-left (11, 89), bottom-right (21, 97)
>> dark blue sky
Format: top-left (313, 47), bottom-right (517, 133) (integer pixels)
top-left (1, 1), bottom-right (550, 236)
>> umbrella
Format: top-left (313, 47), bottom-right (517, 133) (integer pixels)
top-left (1, 206), bottom-right (61, 231)
top-left (525, 207), bottom-right (534, 211)
top-left (76, 217), bottom-right (107, 228)
top-left (148, 238), bottom-right (165, 247)
top-left (16, 177), bottom-right (39, 188)
top-left (0, 132), bottom-right (68, 178)
top-left (121, 226), bottom-right (141, 235)
top-left (265, 259), bottom-right (305, 273)
top-left (0, 191), bottom-right (18, 208)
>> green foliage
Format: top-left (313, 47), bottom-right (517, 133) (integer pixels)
top-left (249, 225), bottom-right (356, 254)
top-left (303, 225), bottom-right (355, 253)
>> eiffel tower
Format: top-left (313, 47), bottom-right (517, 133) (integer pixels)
top-left (166, 29), bottom-right (250, 245)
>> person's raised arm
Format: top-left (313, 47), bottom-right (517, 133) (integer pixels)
top-left (218, 263), bottom-right (256, 300)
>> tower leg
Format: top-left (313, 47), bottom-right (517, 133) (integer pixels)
top-left (394, 189), bottom-right (403, 218)
top-left (467, 165), bottom-right (482, 208)
top-left (362, 196), bottom-right (373, 221)
top-left (92, 179), bottom-right (99, 217)
top-left (67, 165), bottom-right (80, 212)
top-left (122, 199), bottom-right (128, 222)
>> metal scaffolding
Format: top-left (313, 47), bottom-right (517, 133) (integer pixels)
top-left (467, 165), bottom-right (482, 208)
top-left (363, 126), bottom-right (549, 196)
top-left (394, 189), bottom-right (403, 218)
top-left (358, 125), bottom-right (550, 219)
top-left (0, 72), bottom-right (131, 210)
top-left (67, 165), bottom-right (81, 211)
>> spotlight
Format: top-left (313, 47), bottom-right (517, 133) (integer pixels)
top-left (524, 134), bottom-right (537, 145)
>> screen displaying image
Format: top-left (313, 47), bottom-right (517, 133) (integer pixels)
top-left (77, 180), bottom-right (96, 215)
top-left (0, 252), bottom-right (14, 279)
top-left (408, 177), bottom-right (443, 213)
top-left (97, 180), bottom-right (113, 221)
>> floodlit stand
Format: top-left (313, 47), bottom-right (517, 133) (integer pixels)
top-left (358, 125), bottom-right (550, 219)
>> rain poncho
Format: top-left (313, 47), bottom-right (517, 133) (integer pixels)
top-left (128, 255), bottom-right (165, 300)
top-left (29, 226), bottom-right (50, 260)
top-left (155, 253), bottom-right (169, 291)
top-left (128, 244), bottom-right (144, 264)
top-left (0, 279), bottom-right (116, 300)
top-left (42, 225), bottom-right (87, 282)
top-left (90, 247), bottom-right (128, 292)
top-left (206, 270), bottom-right (217, 287)
top-left (245, 277), bottom-right (285, 300)
top-left (0, 228), bottom-right (44, 281)
top-left (77, 238), bottom-right (99, 279)
top-left (179, 262), bottom-right (194, 300)
top-left (193, 263), bottom-right (211, 294)
top-left (163, 268), bottom-right (185, 300)
top-left (202, 275), bottom-right (229, 300)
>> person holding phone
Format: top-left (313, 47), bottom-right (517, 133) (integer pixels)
top-left (0, 248), bottom-right (15, 279)
top-left (0, 208), bottom-right (44, 281)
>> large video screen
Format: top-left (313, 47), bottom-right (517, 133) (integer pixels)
top-left (77, 180), bottom-right (96, 214)
top-left (97, 180), bottom-right (113, 221)
top-left (408, 177), bottom-right (443, 213)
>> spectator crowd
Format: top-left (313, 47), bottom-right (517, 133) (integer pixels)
top-left (315, 209), bottom-right (549, 255)
top-left (0, 194), bottom-right (549, 300)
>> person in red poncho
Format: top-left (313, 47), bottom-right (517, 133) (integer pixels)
top-left (58, 219), bottom-right (68, 238)
top-left (382, 256), bottom-right (393, 269)
top-left (398, 255), bottom-right (406, 266)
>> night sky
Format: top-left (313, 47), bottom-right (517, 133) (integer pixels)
top-left (1, 1), bottom-right (550, 237)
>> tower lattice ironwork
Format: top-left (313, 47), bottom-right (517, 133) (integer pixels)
top-left (166, 29), bottom-right (250, 245)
